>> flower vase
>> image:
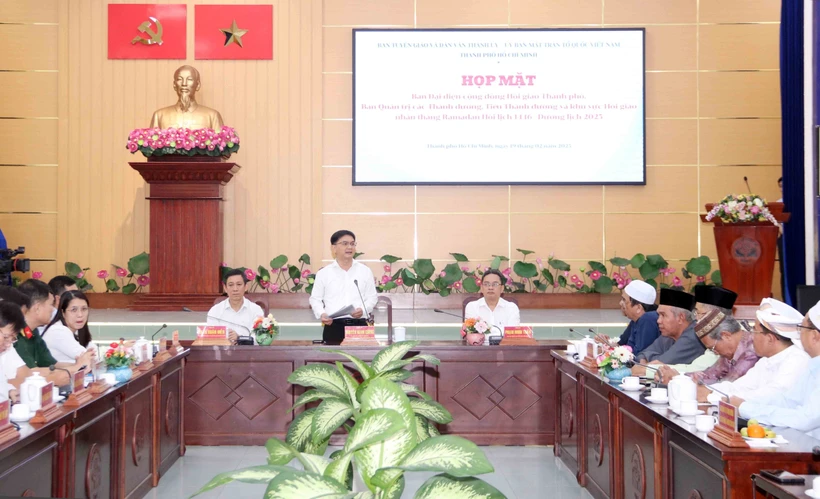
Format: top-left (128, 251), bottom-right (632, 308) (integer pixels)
top-left (464, 333), bottom-right (485, 346)
top-left (256, 332), bottom-right (277, 346)
top-left (107, 366), bottom-right (133, 384)
top-left (605, 366), bottom-right (632, 383)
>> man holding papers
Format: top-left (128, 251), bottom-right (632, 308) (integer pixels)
top-left (309, 230), bottom-right (377, 344)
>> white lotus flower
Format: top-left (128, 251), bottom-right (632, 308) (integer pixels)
top-left (475, 321), bottom-right (489, 334)
top-left (261, 318), bottom-right (272, 329)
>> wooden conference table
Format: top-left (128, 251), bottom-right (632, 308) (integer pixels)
top-left (0, 349), bottom-right (188, 499)
top-left (183, 340), bottom-right (566, 446)
top-left (554, 351), bottom-right (820, 499)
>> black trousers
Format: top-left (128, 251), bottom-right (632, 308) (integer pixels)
top-left (323, 318), bottom-right (368, 344)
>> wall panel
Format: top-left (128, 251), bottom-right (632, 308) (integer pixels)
top-left (0, 72), bottom-right (58, 117)
top-left (509, 0), bottom-right (602, 26)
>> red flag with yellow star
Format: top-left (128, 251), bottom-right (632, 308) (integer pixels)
top-left (195, 5), bottom-right (273, 60)
top-left (108, 4), bottom-right (187, 59)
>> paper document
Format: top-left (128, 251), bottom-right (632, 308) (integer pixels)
top-left (329, 305), bottom-right (356, 319)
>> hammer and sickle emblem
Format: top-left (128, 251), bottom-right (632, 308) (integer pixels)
top-left (131, 17), bottom-right (163, 46)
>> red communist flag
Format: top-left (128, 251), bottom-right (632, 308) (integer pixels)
top-left (195, 5), bottom-right (273, 60)
top-left (108, 4), bottom-right (187, 59)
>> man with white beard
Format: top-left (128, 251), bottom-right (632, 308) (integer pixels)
top-left (150, 65), bottom-right (224, 130)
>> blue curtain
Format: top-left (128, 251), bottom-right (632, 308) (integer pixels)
top-left (780, 0), bottom-right (805, 305)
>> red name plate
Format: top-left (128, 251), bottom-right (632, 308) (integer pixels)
top-left (172, 330), bottom-right (180, 343)
top-left (142, 343), bottom-right (149, 361)
top-left (40, 382), bottom-right (54, 407)
top-left (73, 370), bottom-right (84, 393)
top-left (717, 401), bottom-right (738, 432)
top-left (0, 399), bottom-right (8, 426)
top-left (345, 325), bottom-right (376, 340)
top-left (196, 325), bottom-right (227, 339)
top-left (587, 342), bottom-right (594, 358)
top-left (504, 326), bottom-right (533, 338)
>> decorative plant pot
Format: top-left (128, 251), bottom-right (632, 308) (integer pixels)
top-left (255, 332), bottom-right (277, 346)
top-left (464, 333), bottom-right (485, 346)
top-left (107, 366), bottom-right (133, 384)
top-left (605, 366), bottom-right (632, 383)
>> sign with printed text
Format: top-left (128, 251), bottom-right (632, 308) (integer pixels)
top-left (73, 370), bottom-right (85, 393)
top-left (41, 382), bottom-right (54, 407)
top-left (344, 325), bottom-right (375, 340)
top-left (717, 401), bottom-right (738, 432)
top-left (172, 331), bottom-right (179, 343)
top-left (197, 325), bottom-right (227, 339)
top-left (0, 399), bottom-right (8, 426)
top-left (142, 343), bottom-right (149, 363)
top-left (504, 326), bottom-right (533, 339)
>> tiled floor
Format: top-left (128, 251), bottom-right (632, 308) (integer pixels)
top-left (140, 445), bottom-right (593, 499)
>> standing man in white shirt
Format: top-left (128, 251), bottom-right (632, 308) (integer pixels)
top-left (309, 230), bottom-right (377, 344)
top-left (700, 298), bottom-right (809, 403)
top-left (464, 269), bottom-right (521, 338)
top-left (207, 269), bottom-right (264, 344)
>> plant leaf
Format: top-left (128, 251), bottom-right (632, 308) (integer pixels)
top-left (376, 435), bottom-right (494, 482)
top-left (516, 248), bottom-right (535, 256)
top-left (270, 254), bottom-right (288, 269)
top-left (288, 389), bottom-right (335, 412)
top-left (557, 275), bottom-right (567, 288)
top-left (450, 252), bottom-right (469, 262)
top-left (462, 278), bottom-right (480, 293)
top-left (190, 465), bottom-right (284, 497)
top-left (711, 270), bottom-right (722, 286)
top-left (353, 252), bottom-right (364, 259)
top-left (542, 269), bottom-right (554, 285)
top-left (266, 438), bottom-right (297, 466)
top-left (415, 414), bottom-right (431, 443)
top-left (127, 252), bottom-right (150, 275)
top-left (376, 369), bottom-right (414, 382)
top-left (105, 279), bottom-right (120, 292)
top-left (288, 364), bottom-right (348, 399)
top-left (630, 253), bottom-right (646, 269)
top-left (399, 383), bottom-right (432, 401)
top-left (263, 469), bottom-right (348, 499)
top-left (548, 259), bottom-right (570, 272)
top-left (379, 475), bottom-right (404, 499)
top-left (638, 261), bottom-right (660, 280)
top-left (593, 276), bottom-right (614, 294)
top-left (428, 421), bottom-right (441, 438)
top-left (588, 261), bottom-right (607, 274)
top-left (122, 283), bottom-right (137, 295)
top-left (490, 256), bottom-right (502, 270)
top-left (409, 399), bottom-right (453, 424)
top-left (413, 259), bottom-right (435, 280)
top-left (285, 408), bottom-right (315, 452)
top-left (323, 452), bottom-right (353, 486)
top-left (370, 341), bottom-right (420, 373)
top-left (414, 474), bottom-right (506, 499)
top-left (440, 263), bottom-right (463, 286)
top-left (646, 254), bottom-right (668, 269)
top-left (685, 255), bottom-right (712, 276)
top-left (295, 453), bottom-right (331, 475)
top-left (513, 261), bottom-right (538, 278)
top-left (311, 398), bottom-right (354, 444)
top-left (65, 261), bottom-right (82, 277)
top-left (319, 349), bottom-right (375, 380)
top-left (299, 253), bottom-right (311, 265)
top-left (644, 278), bottom-right (658, 289)
top-left (380, 254), bottom-right (402, 264)
top-left (303, 437), bottom-right (330, 456)
top-left (609, 257), bottom-right (630, 267)
top-left (257, 265), bottom-right (271, 282)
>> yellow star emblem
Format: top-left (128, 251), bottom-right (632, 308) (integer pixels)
top-left (220, 19), bottom-right (249, 48)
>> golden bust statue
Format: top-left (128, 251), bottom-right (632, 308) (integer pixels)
top-left (150, 65), bottom-right (224, 130)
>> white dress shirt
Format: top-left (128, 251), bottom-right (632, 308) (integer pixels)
top-left (42, 323), bottom-right (87, 363)
top-left (309, 260), bottom-right (378, 320)
top-left (0, 347), bottom-right (25, 398)
top-left (464, 297), bottom-right (521, 336)
top-left (740, 355), bottom-right (820, 439)
top-left (207, 297), bottom-right (265, 344)
top-left (707, 345), bottom-right (810, 403)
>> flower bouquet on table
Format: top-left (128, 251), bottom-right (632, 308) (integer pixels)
top-left (705, 194), bottom-right (780, 227)
top-left (252, 313), bottom-right (279, 346)
top-left (104, 341), bottom-right (136, 383)
top-left (461, 317), bottom-right (489, 346)
top-left (596, 345), bottom-right (634, 383)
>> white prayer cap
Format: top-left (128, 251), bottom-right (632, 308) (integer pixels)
top-left (756, 298), bottom-right (803, 340)
top-left (808, 301), bottom-right (820, 330)
top-left (624, 281), bottom-right (656, 306)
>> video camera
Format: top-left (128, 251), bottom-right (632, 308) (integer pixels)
top-left (0, 227), bottom-right (30, 285)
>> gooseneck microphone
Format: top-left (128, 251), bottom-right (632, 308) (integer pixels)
top-left (151, 323), bottom-right (168, 341)
top-left (433, 308), bottom-right (462, 319)
top-left (744, 176), bottom-right (753, 193)
top-left (352, 279), bottom-right (373, 325)
top-left (49, 365), bottom-right (75, 393)
top-left (150, 323), bottom-right (167, 357)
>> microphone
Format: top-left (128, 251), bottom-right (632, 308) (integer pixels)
top-left (813, 446), bottom-right (820, 457)
top-left (744, 176), bottom-right (752, 193)
top-left (568, 328), bottom-right (588, 339)
top-left (151, 323), bottom-right (168, 341)
top-left (182, 307), bottom-right (193, 312)
top-left (433, 308), bottom-right (462, 319)
top-left (353, 280), bottom-right (373, 326)
top-left (150, 323), bottom-right (167, 357)
top-left (49, 365), bottom-right (75, 393)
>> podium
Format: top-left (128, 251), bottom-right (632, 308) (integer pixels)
top-left (129, 157), bottom-right (240, 310)
top-left (701, 202), bottom-right (789, 314)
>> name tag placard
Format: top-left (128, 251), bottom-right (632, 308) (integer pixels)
top-left (40, 382), bottom-right (53, 407)
top-left (73, 370), bottom-right (84, 393)
top-left (0, 399), bottom-right (16, 445)
top-left (341, 326), bottom-right (378, 346)
top-left (500, 326), bottom-right (536, 345)
top-left (192, 326), bottom-right (231, 347)
top-left (0, 400), bottom-right (8, 426)
top-left (707, 401), bottom-right (748, 448)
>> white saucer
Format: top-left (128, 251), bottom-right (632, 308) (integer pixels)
top-left (674, 409), bottom-right (704, 417)
top-left (645, 396), bottom-right (669, 404)
top-left (805, 489), bottom-right (820, 498)
top-left (620, 384), bottom-right (643, 392)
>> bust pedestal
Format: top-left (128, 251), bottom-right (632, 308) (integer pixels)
top-left (129, 157), bottom-right (240, 311)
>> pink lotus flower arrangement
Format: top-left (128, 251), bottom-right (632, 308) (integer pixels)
top-left (126, 126), bottom-right (240, 158)
top-left (705, 194), bottom-right (779, 226)
top-left (596, 345), bottom-right (634, 375)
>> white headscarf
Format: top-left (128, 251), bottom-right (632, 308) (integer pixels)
top-left (756, 298), bottom-right (803, 342)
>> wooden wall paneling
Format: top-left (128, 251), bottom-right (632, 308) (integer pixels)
top-left (70, 395), bottom-right (119, 499)
top-left (666, 431), bottom-right (728, 499)
top-left (159, 364), bottom-right (183, 476)
top-left (123, 377), bottom-right (155, 499)
top-left (556, 364), bottom-right (580, 476)
top-left (0, 431), bottom-right (58, 498)
top-left (584, 383), bottom-right (612, 499)
top-left (618, 403), bottom-right (659, 499)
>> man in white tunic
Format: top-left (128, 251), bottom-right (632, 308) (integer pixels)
top-left (207, 269), bottom-right (264, 344)
top-left (730, 301), bottom-right (820, 439)
top-left (701, 298), bottom-right (809, 403)
top-left (464, 269), bottom-right (520, 339)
